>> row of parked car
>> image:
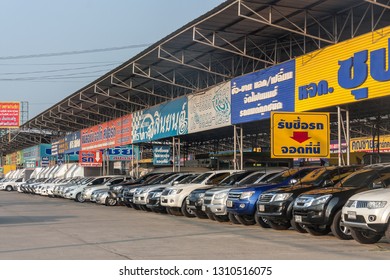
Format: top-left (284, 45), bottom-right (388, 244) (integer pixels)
top-left (3, 163), bottom-right (390, 245)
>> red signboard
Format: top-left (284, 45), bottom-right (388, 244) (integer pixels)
top-left (81, 114), bottom-right (132, 150)
top-left (79, 150), bottom-right (103, 167)
top-left (0, 102), bottom-right (20, 128)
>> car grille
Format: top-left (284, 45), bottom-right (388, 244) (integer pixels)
top-left (203, 198), bottom-right (212, 205)
top-left (228, 192), bottom-right (241, 199)
top-left (259, 194), bottom-right (274, 203)
top-left (345, 200), bottom-right (369, 208)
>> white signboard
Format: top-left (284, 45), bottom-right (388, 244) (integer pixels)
top-left (188, 81), bottom-right (231, 133)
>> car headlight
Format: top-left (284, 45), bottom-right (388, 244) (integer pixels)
top-left (367, 201), bottom-right (387, 209)
top-left (129, 188), bottom-right (137, 193)
top-left (154, 192), bottom-right (162, 198)
top-left (170, 189), bottom-right (183, 195)
top-left (272, 193), bottom-right (292, 202)
top-left (214, 192), bottom-right (228, 199)
top-left (311, 194), bottom-right (332, 206)
top-left (240, 191), bottom-right (255, 199)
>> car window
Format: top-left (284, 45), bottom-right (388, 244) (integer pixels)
top-left (208, 173), bottom-right (231, 185)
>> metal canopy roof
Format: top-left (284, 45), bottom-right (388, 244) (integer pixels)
top-left (2, 0), bottom-right (390, 155)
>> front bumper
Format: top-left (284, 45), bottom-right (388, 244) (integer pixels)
top-left (226, 199), bottom-right (255, 216)
top-left (293, 204), bottom-right (328, 225)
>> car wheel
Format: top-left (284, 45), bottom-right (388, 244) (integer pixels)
top-left (181, 200), bottom-right (196, 218)
top-left (206, 212), bottom-right (216, 220)
top-left (170, 207), bottom-right (184, 216)
top-left (5, 185), bottom-right (13, 192)
top-left (331, 210), bottom-right (353, 240)
top-left (75, 193), bottom-right (85, 203)
top-left (385, 222), bottom-right (390, 241)
top-left (228, 213), bottom-right (240, 224)
top-left (194, 210), bottom-right (208, 219)
top-left (350, 228), bottom-right (383, 244)
top-left (132, 204), bottom-right (141, 210)
top-left (255, 215), bottom-right (271, 228)
top-left (235, 214), bottom-right (256, 226)
top-left (105, 197), bottom-right (117, 206)
top-left (267, 220), bottom-right (290, 230)
top-left (305, 225), bottom-right (331, 236)
top-left (140, 205), bottom-right (152, 212)
top-left (290, 218), bottom-right (307, 233)
top-left (213, 214), bottom-right (229, 222)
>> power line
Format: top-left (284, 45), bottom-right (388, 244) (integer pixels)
top-left (0, 43), bottom-right (151, 60)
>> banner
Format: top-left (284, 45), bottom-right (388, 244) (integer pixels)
top-left (81, 114), bottom-right (132, 150)
top-left (296, 26), bottom-right (390, 112)
top-left (350, 135), bottom-right (390, 153)
top-left (231, 60), bottom-right (295, 124)
top-left (188, 82), bottom-right (231, 133)
top-left (0, 102), bottom-right (20, 128)
top-left (132, 96), bottom-right (188, 143)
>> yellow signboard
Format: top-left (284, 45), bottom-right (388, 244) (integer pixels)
top-left (350, 135), bottom-right (390, 153)
top-left (295, 26), bottom-right (390, 112)
top-left (271, 112), bottom-right (330, 158)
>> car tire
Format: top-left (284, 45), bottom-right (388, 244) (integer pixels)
top-left (331, 210), bottom-right (353, 240)
top-left (170, 207), bottom-right (184, 216)
top-left (385, 222), bottom-right (390, 241)
top-left (213, 214), bottom-right (229, 222)
top-left (181, 200), bottom-right (196, 218)
top-left (75, 193), bottom-right (84, 203)
top-left (235, 214), bottom-right (256, 226)
top-left (350, 228), bottom-right (383, 244)
top-left (105, 196), bottom-right (117, 206)
top-left (228, 213), bottom-right (240, 224)
top-left (206, 212), bottom-right (216, 220)
top-left (194, 210), bottom-right (208, 219)
top-left (290, 218), bottom-right (307, 233)
top-left (255, 215), bottom-right (271, 228)
top-left (305, 225), bottom-right (331, 236)
top-left (5, 185), bottom-right (13, 192)
top-left (268, 220), bottom-right (290, 230)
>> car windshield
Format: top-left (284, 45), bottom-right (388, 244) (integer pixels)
top-left (239, 172), bottom-right (266, 184)
top-left (160, 174), bottom-right (182, 184)
top-left (335, 169), bottom-right (382, 188)
top-left (266, 168), bottom-right (301, 184)
top-left (218, 172), bottom-right (253, 186)
top-left (190, 172), bottom-right (213, 184)
top-left (179, 174), bottom-right (200, 184)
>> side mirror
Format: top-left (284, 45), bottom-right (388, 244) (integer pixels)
top-left (205, 180), bottom-right (213, 185)
top-left (172, 181), bottom-right (179, 186)
top-left (372, 182), bottom-right (382, 189)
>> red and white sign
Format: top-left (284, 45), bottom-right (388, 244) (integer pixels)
top-left (0, 102), bottom-right (20, 128)
top-left (79, 150), bottom-right (103, 167)
top-left (80, 114), bottom-right (132, 150)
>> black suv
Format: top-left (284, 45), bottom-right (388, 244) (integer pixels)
top-left (292, 164), bottom-right (390, 239)
top-left (256, 166), bottom-right (359, 232)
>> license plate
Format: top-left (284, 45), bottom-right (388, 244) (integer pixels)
top-left (259, 204), bottom-right (265, 212)
top-left (227, 200), bottom-right (233, 207)
top-left (201, 205), bottom-right (205, 211)
top-left (347, 211), bottom-right (357, 220)
top-left (162, 199), bottom-right (167, 203)
top-left (295, 215), bottom-right (302, 222)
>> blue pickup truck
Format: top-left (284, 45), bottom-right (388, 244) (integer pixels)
top-left (226, 167), bottom-right (318, 226)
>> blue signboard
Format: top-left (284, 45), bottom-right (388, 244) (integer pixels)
top-left (132, 96), bottom-right (188, 143)
top-left (106, 146), bottom-right (134, 161)
top-left (231, 60), bottom-right (296, 124)
top-left (153, 145), bottom-right (172, 165)
top-left (65, 132), bottom-right (80, 154)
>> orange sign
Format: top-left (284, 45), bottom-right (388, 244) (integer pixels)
top-left (0, 102), bottom-right (20, 128)
top-left (81, 114), bottom-right (132, 150)
top-left (79, 150), bottom-right (103, 167)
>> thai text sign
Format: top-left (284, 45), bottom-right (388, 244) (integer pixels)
top-left (296, 26), bottom-right (390, 112)
top-left (79, 150), bottom-right (102, 167)
top-left (153, 145), bottom-right (172, 165)
top-left (350, 135), bottom-right (390, 153)
top-left (107, 146), bottom-right (134, 161)
top-left (271, 112), bottom-right (330, 158)
top-left (132, 96), bottom-right (188, 143)
top-left (81, 114), bottom-right (132, 150)
top-left (188, 82), bottom-right (231, 133)
top-left (0, 102), bottom-right (20, 128)
top-left (231, 60), bottom-right (295, 124)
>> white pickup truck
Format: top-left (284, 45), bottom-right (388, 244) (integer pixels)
top-left (342, 182), bottom-right (390, 244)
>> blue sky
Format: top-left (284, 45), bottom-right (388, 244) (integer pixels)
top-left (0, 0), bottom-right (225, 120)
